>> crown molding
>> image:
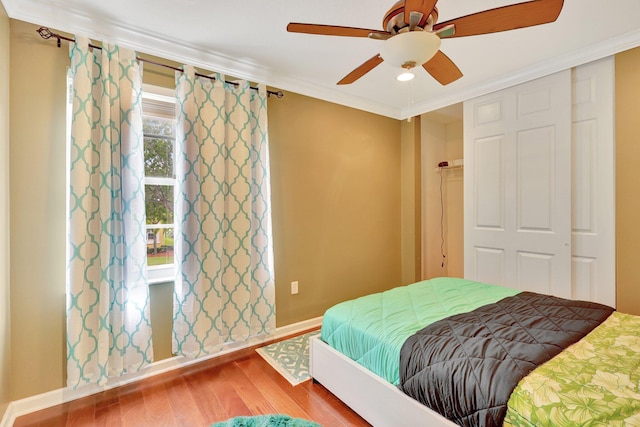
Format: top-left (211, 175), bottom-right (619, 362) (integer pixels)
top-left (0, 0), bottom-right (21, 17)
top-left (403, 27), bottom-right (640, 119)
top-left (6, 0), bottom-right (401, 118)
top-left (6, 0), bottom-right (640, 120)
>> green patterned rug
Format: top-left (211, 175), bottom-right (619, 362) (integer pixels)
top-left (256, 330), bottom-right (321, 386)
top-left (212, 414), bottom-right (321, 427)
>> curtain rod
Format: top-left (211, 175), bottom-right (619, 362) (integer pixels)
top-left (37, 27), bottom-right (285, 99)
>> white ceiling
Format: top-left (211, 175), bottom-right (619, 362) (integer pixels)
top-left (3, 0), bottom-right (640, 119)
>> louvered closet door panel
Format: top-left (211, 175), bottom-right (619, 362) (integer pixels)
top-left (571, 57), bottom-right (615, 307)
top-left (464, 70), bottom-right (572, 297)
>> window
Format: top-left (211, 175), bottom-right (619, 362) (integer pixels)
top-left (142, 85), bottom-right (176, 284)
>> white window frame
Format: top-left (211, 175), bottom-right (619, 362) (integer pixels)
top-left (142, 84), bottom-right (176, 285)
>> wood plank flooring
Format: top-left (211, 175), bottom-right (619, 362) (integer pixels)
top-left (13, 333), bottom-right (371, 427)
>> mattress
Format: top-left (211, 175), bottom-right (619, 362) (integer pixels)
top-left (320, 277), bottom-right (519, 385)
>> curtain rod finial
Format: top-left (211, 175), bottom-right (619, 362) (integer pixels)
top-left (36, 27), bottom-right (53, 39)
top-left (36, 27), bottom-right (62, 48)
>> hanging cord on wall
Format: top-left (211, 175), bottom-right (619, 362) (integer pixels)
top-left (36, 27), bottom-right (285, 98)
top-left (439, 169), bottom-right (446, 268)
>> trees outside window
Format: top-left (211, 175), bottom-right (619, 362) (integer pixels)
top-left (142, 89), bottom-right (176, 281)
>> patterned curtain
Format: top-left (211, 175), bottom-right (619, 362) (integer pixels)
top-left (66, 36), bottom-right (153, 388)
top-left (173, 66), bottom-right (275, 358)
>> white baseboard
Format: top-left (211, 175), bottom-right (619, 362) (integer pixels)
top-left (0, 405), bottom-right (14, 427)
top-left (0, 316), bottom-right (322, 427)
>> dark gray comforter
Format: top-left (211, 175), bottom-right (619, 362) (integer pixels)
top-left (399, 292), bottom-right (614, 426)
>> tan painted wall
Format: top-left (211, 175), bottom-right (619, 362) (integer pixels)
top-left (421, 118), bottom-right (447, 278)
top-left (615, 47), bottom-right (640, 315)
top-left (269, 92), bottom-right (402, 325)
top-left (444, 121), bottom-right (464, 278)
top-left (8, 19), bottom-right (404, 399)
top-left (400, 118), bottom-right (422, 285)
top-left (0, 2), bottom-right (11, 417)
top-left (9, 19), bottom-right (69, 400)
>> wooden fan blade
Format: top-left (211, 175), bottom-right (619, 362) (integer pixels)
top-left (287, 23), bottom-right (390, 38)
top-left (422, 50), bottom-right (463, 85)
top-left (433, 0), bottom-right (563, 38)
top-left (403, 0), bottom-right (438, 25)
top-left (337, 54), bottom-right (384, 85)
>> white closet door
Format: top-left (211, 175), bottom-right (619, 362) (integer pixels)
top-left (571, 58), bottom-right (616, 307)
top-left (464, 70), bottom-right (572, 297)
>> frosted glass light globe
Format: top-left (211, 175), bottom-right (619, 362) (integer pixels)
top-left (379, 31), bottom-right (441, 68)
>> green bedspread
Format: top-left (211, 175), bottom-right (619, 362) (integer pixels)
top-left (321, 277), bottom-right (519, 385)
top-left (505, 311), bottom-right (640, 426)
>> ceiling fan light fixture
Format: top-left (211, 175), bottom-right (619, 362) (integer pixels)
top-left (379, 30), bottom-right (441, 69)
top-left (397, 71), bottom-right (415, 82)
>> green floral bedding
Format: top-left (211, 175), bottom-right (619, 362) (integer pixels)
top-left (504, 312), bottom-right (640, 426)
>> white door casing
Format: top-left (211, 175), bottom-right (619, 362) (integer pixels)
top-left (464, 70), bottom-right (573, 298)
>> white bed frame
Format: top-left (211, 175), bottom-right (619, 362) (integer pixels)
top-left (309, 336), bottom-right (458, 427)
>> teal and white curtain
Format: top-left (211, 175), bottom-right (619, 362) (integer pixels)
top-left (173, 66), bottom-right (275, 358)
top-left (66, 37), bottom-right (153, 388)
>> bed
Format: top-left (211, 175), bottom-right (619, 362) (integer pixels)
top-left (309, 277), bottom-right (640, 426)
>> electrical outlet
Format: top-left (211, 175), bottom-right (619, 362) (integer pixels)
top-left (291, 281), bottom-right (299, 295)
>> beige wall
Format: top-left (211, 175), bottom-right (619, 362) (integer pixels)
top-left (269, 92), bottom-right (402, 325)
top-left (421, 117), bottom-right (446, 279)
top-left (0, 2), bottom-right (11, 417)
top-left (615, 47), bottom-right (640, 315)
top-left (400, 118), bottom-right (422, 285)
top-left (443, 121), bottom-right (464, 278)
top-left (9, 19), bottom-right (69, 399)
top-left (8, 19), bottom-right (405, 399)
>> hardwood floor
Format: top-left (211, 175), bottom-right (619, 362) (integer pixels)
top-left (13, 335), bottom-right (371, 427)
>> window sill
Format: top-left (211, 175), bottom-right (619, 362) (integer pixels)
top-left (148, 264), bottom-right (175, 286)
top-left (148, 276), bottom-right (174, 286)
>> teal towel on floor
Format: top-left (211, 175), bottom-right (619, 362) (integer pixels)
top-left (212, 414), bottom-right (322, 427)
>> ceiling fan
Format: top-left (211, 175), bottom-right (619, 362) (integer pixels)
top-left (287, 0), bottom-right (564, 85)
